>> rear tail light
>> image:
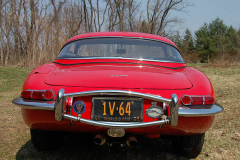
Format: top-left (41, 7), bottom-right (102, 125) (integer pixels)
top-left (21, 90), bottom-right (55, 100)
top-left (181, 95), bottom-right (215, 106)
top-left (204, 96), bottom-right (215, 105)
top-left (21, 90), bottom-right (32, 99)
top-left (32, 91), bottom-right (44, 100)
top-left (181, 95), bottom-right (192, 105)
top-left (44, 90), bottom-right (55, 100)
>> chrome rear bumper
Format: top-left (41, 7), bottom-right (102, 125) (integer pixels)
top-left (54, 89), bottom-right (179, 127)
top-left (12, 89), bottom-right (223, 129)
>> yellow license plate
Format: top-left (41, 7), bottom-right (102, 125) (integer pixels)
top-left (92, 97), bottom-right (143, 122)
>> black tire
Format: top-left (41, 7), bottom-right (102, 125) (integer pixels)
top-left (172, 133), bottom-right (205, 158)
top-left (30, 129), bottom-right (63, 151)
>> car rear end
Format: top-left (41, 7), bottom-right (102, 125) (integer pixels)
top-left (12, 32), bottom-right (223, 158)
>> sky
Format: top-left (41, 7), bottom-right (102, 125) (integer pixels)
top-left (171, 0), bottom-right (240, 36)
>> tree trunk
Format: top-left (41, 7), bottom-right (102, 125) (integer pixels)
top-left (0, 0), bottom-right (3, 65)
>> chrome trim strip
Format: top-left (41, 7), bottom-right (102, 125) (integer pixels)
top-left (56, 57), bottom-right (185, 64)
top-left (12, 97), bottom-right (55, 110)
top-left (12, 93), bottom-right (223, 120)
top-left (53, 61), bottom-right (186, 70)
top-left (63, 90), bottom-right (172, 103)
top-left (178, 103), bottom-right (223, 117)
top-left (63, 114), bottom-right (169, 129)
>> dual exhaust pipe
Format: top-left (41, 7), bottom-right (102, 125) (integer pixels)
top-left (94, 134), bottom-right (106, 145)
top-left (94, 134), bottom-right (137, 147)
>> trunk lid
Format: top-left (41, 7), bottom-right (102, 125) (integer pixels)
top-left (45, 65), bottom-right (192, 90)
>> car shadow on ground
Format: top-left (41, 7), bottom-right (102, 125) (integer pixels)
top-left (16, 133), bottom-right (188, 160)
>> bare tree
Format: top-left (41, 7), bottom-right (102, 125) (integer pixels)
top-left (126, 0), bottom-right (140, 32)
top-left (63, 1), bottom-right (84, 37)
top-left (12, 0), bottom-right (23, 59)
top-left (0, 0), bottom-right (193, 67)
top-left (107, 0), bottom-right (118, 31)
top-left (0, 0), bottom-right (4, 65)
top-left (3, 0), bottom-right (15, 65)
top-left (147, 0), bottom-right (191, 36)
top-left (114, 0), bottom-right (126, 31)
top-left (88, 0), bottom-right (108, 32)
top-left (82, 0), bottom-right (89, 33)
top-left (50, 0), bottom-right (67, 58)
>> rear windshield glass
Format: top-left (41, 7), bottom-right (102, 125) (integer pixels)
top-left (57, 38), bottom-right (184, 62)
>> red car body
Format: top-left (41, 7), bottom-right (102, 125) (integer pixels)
top-left (13, 32), bottom-right (223, 158)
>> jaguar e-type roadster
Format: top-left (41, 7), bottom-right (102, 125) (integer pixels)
top-left (12, 32), bottom-right (223, 158)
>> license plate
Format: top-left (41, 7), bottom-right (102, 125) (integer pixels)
top-left (92, 97), bottom-right (143, 122)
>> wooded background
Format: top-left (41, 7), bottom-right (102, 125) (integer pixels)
top-left (0, 0), bottom-right (240, 67)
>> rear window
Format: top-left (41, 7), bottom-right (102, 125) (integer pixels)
top-left (57, 38), bottom-right (184, 62)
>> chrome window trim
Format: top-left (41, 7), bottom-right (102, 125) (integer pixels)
top-left (55, 57), bottom-right (186, 64)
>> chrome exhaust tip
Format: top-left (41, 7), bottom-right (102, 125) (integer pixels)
top-left (126, 136), bottom-right (137, 147)
top-left (94, 134), bottom-right (106, 145)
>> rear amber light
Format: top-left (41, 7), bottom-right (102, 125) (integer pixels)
top-left (21, 90), bottom-right (55, 100)
top-left (181, 95), bottom-right (215, 106)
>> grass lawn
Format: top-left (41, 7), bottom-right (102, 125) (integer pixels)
top-left (0, 64), bottom-right (239, 160)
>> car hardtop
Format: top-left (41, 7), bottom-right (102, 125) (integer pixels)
top-left (65, 32), bottom-right (178, 49)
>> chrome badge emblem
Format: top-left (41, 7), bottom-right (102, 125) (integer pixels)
top-left (145, 102), bottom-right (164, 119)
top-left (73, 101), bottom-right (86, 114)
top-left (109, 75), bottom-right (128, 77)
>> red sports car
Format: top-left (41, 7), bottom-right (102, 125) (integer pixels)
top-left (12, 32), bottom-right (223, 158)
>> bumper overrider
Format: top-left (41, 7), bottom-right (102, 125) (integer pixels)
top-left (12, 89), bottom-right (223, 129)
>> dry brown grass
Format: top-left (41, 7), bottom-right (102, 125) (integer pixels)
top-left (188, 64), bottom-right (240, 160)
top-left (204, 56), bottom-right (240, 68)
top-left (0, 65), bottom-right (239, 159)
top-left (182, 52), bottom-right (240, 68)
